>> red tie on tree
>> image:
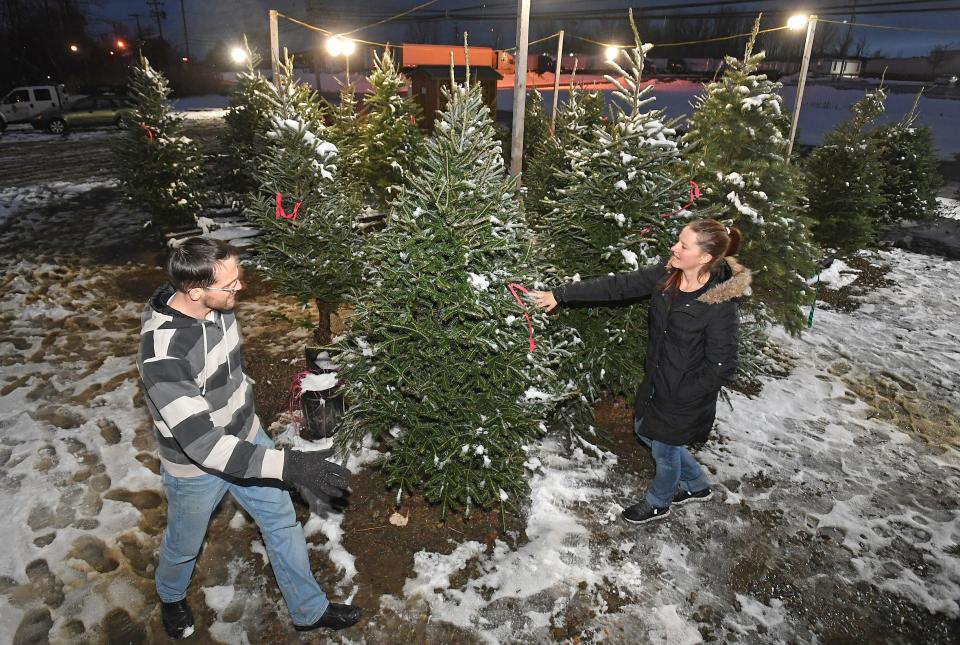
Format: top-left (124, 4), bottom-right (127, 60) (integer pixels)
top-left (639, 180), bottom-right (700, 237)
top-left (506, 283), bottom-right (536, 353)
top-left (275, 193), bottom-right (302, 222)
top-left (140, 123), bottom-right (154, 143)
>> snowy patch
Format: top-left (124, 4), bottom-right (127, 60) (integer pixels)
top-left (300, 372), bottom-right (337, 392)
top-left (936, 196), bottom-right (960, 220)
top-left (621, 248), bottom-right (639, 270)
top-left (467, 272), bottom-right (491, 291)
top-left (809, 258), bottom-right (859, 289)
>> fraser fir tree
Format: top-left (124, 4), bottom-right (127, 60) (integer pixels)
top-left (245, 55), bottom-right (362, 344)
top-left (333, 57), bottom-right (563, 520)
top-left (682, 17), bottom-right (819, 334)
top-left (119, 55), bottom-right (204, 232)
top-left (324, 85), bottom-right (365, 202)
top-left (356, 48), bottom-right (423, 209)
top-left (540, 14), bottom-right (689, 420)
top-left (222, 38), bottom-right (274, 196)
top-left (524, 85), bottom-right (608, 222)
top-left (872, 91), bottom-right (942, 226)
top-left (805, 86), bottom-right (888, 253)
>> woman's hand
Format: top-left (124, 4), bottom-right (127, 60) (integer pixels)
top-left (530, 290), bottom-right (558, 313)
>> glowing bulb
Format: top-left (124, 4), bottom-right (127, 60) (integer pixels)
top-left (326, 37), bottom-right (343, 56)
top-left (787, 15), bottom-right (808, 30)
top-left (229, 46), bottom-right (247, 64)
top-left (605, 46), bottom-right (619, 61)
top-left (69, 44), bottom-right (79, 53)
top-left (341, 38), bottom-right (356, 56)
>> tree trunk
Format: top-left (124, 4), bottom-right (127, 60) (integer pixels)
top-left (314, 299), bottom-right (333, 345)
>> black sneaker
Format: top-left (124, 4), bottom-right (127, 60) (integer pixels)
top-left (672, 487), bottom-right (713, 506)
top-left (621, 501), bottom-right (671, 524)
top-left (295, 602), bottom-right (363, 632)
top-left (161, 599), bottom-right (195, 639)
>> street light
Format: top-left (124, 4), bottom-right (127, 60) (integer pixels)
top-left (229, 46), bottom-right (248, 65)
top-left (605, 46), bottom-right (620, 62)
top-left (69, 44), bottom-right (79, 53)
top-left (116, 39), bottom-right (127, 50)
top-left (326, 36), bottom-right (356, 83)
top-left (787, 14), bottom-right (818, 159)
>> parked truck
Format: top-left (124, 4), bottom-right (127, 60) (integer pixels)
top-left (0, 85), bottom-right (79, 130)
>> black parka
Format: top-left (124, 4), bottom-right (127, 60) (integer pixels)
top-left (553, 257), bottom-right (751, 445)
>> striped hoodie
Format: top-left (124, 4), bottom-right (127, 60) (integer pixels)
top-left (137, 284), bottom-right (285, 480)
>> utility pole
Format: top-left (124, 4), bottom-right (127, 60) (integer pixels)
top-left (550, 30), bottom-right (565, 133)
top-left (509, 0), bottom-right (530, 183)
top-left (269, 9), bottom-right (280, 84)
top-left (787, 15), bottom-right (817, 159)
top-left (129, 13), bottom-right (144, 41)
top-left (179, 0), bottom-right (190, 59)
top-left (146, 0), bottom-right (165, 43)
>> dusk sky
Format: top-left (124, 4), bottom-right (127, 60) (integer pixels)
top-left (88, 0), bottom-right (959, 60)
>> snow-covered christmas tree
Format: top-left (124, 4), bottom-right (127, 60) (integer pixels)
top-left (522, 84), bottom-right (608, 222)
top-left (871, 91), bottom-right (942, 227)
top-left (805, 85), bottom-right (887, 253)
top-left (222, 37), bottom-right (274, 196)
top-left (681, 17), bottom-right (819, 335)
top-left (539, 13), bottom-right (689, 422)
top-left (356, 48), bottom-right (423, 210)
top-left (333, 51), bottom-right (563, 519)
top-left (245, 54), bottom-right (362, 344)
top-left (323, 84), bottom-right (365, 203)
top-left (118, 54), bottom-right (204, 232)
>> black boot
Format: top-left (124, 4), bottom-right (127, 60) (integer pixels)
top-left (161, 599), bottom-right (195, 639)
top-left (295, 602), bottom-right (363, 632)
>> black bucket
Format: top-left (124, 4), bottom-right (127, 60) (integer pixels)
top-left (299, 346), bottom-right (345, 440)
top-left (300, 389), bottom-right (345, 440)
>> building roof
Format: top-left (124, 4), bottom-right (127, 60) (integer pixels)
top-left (403, 65), bottom-right (503, 81)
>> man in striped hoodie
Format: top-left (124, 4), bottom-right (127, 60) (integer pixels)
top-left (138, 238), bottom-right (361, 638)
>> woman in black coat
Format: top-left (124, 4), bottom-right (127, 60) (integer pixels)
top-left (531, 219), bottom-right (751, 524)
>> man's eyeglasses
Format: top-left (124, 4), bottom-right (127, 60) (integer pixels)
top-left (204, 282), bottom-right (241, 294)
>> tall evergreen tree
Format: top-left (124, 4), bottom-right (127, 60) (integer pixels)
top-left (539, 14), bottom-right (689, 423)
top-left (872, 91), bottom-right (942, 227)
top-left (524, 85), bottom-right (608, 223)
top-left (222, 37), bottom-right (274, 196)
top-left (356, 48), bottom-right (423, 210)
top-left (805, 86), bottom-right (888, 253)
top-left (119, 55), bottom-right (204, 232)
top-left (333, 58), bottom-right (563, 520)
top-left (682, 17), bottom-right (819, 334)
top-left (245, 55), bottom-right (362, 344)
top-left (324, 84), bottom-right (365, 202)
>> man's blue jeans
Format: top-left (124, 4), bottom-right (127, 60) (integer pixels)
top-left (634, 418), bottom-right (711, 508)
top-left (156, 429), bottom-right (329, 626)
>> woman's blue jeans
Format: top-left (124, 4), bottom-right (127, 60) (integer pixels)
top-left (634, 418), bottom-right (711, 508)
top-left (155, 429), bottom-right (329, 626)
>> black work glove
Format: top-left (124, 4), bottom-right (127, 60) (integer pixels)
top-left (282, 448), bottom-right (352, 513)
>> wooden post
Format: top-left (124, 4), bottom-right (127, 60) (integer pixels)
top-left (787, 15), bottom-right (817, 160)
top-left (550, 30), bottom-right (565, 133)
top-left (509, 0), bottom-right (530, 183)
top-left (269, 9), bottom-right (280, 84)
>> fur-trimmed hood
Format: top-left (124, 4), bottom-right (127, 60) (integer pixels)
top-left (697, 257), bottom-right (752, 305)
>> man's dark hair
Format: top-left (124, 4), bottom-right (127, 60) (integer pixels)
top-left (167, 237), bottom-right (240, 292)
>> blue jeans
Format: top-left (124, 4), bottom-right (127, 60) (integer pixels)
top-left (634, 418), bottom-right (710, 508)
top-left (156, 429), bottom-right (329, 626)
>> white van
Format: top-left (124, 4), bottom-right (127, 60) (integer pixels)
top-left (0, 85), bottom-right (77, 130)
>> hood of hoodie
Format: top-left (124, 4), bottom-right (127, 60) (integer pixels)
top-left (141, 284), bottom-right (234, 394)
top-left (697, 257), bottom-right (752, 305)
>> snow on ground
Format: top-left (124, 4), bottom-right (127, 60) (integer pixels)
top-left (938, 196), bottom-right (960, 220)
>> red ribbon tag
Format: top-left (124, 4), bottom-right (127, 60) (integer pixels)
top-left (275, 193), bottom-right (302, 222)
top-left (140, 123), bottom-right (154, 143)
top-left (506, 283), bottom-right (536, 353)
top-left (640, 180), bottom-right (700, 238)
